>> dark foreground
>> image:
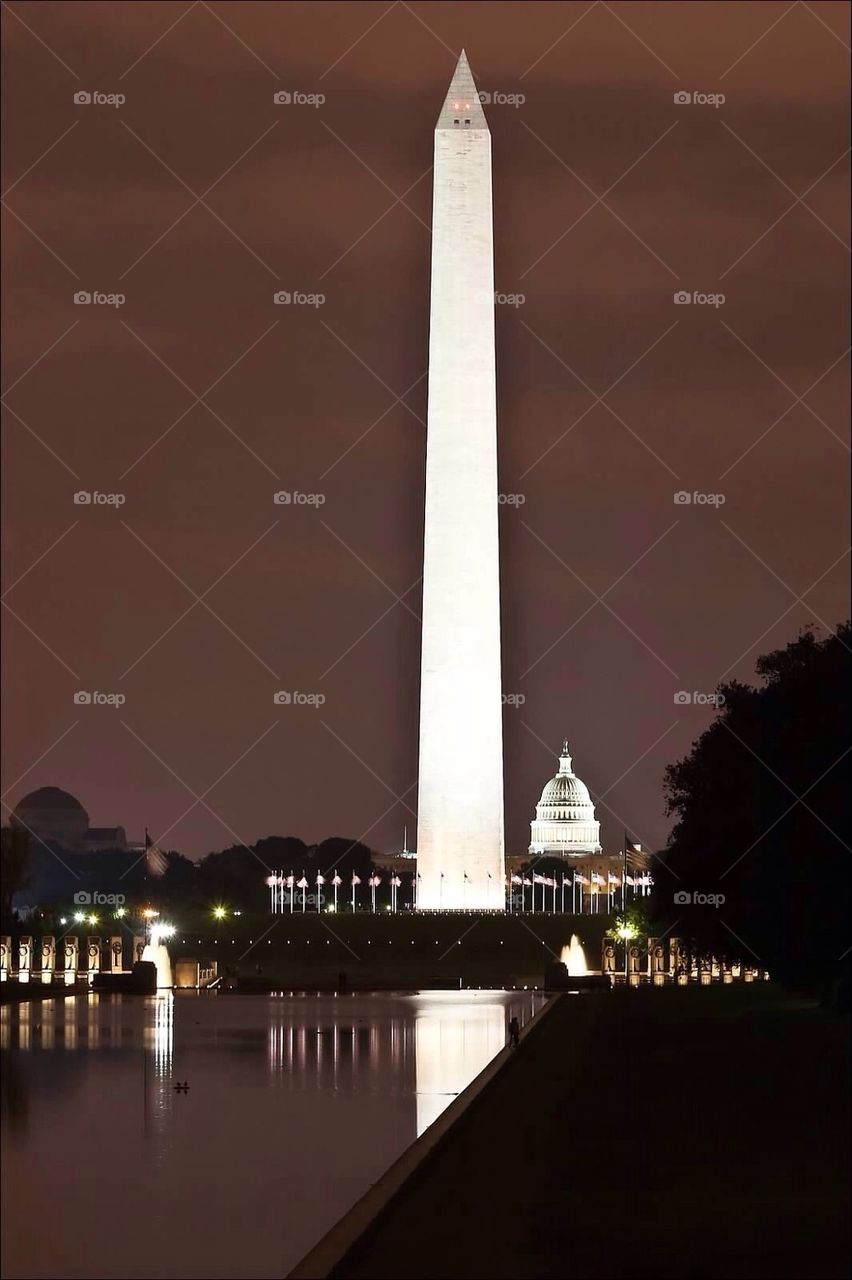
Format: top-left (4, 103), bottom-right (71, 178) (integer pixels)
top-left (332, 986), bottom-right (850, 1279)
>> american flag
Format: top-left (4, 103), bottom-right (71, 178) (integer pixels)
top-left (144, 829), bottom-right (168, 877)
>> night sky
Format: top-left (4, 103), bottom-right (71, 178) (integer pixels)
top-left (2, 1), bottom-right (849, 863)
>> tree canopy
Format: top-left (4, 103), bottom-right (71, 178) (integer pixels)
top-left (651, 623), bottom-right (851, 986)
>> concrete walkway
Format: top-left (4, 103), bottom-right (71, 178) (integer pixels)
top-left (333, 986), bottom-right (850, 1279)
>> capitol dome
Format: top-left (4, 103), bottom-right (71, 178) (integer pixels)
top-left (529, 740), bottom-right (602, 856)
top-left (13, 787), bottom-right (90, 848)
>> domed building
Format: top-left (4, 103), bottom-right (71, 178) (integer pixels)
top-left (13, 787), bottom-right (90, 849)
top-left (12, 787), bottom-right (129, 852)
top-left (529, 740), bottom-right (602, 857)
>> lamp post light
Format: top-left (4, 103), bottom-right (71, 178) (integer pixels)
top-left (613, 918), bottom-right (640, 983)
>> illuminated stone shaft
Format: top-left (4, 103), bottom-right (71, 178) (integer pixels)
top-left (416, 52), bottom-right (505, 911)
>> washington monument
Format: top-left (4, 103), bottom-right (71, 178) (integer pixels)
top-left (416, 52), bottom-right (505, 911)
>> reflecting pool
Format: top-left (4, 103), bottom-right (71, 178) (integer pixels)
top-left (1, 989), bottom-right (544, 1278)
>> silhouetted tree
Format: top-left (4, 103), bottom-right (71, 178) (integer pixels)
top-left (1, 823), bottom-right (31, 923)
top-left (651, 624), bottom-right (851, 991)
top-left (317, 836), bottom-right (374, 879)
top-left (196, 844), bottom-right (268, 912)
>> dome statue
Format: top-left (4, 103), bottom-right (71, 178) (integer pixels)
top-left (529, 739), bottom-right (602, 857)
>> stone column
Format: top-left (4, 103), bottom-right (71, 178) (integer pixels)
top-left (649, 937), bottom-right (666, 984)
top-left (40, 936), bottom-right (56, 983)
top-left (85, 936), bottom-right (101, 982)
top-left (62, 936), bottom-right (79, 984)
top-left (601, 938), bottom-right (616, 974)
top-left (669, 936), bottom-right (682, 977)
top-left (17, 935), bottom-right (33, 983)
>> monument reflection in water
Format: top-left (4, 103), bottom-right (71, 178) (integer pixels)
top-left (1, 989), bottom-right (543, 1279)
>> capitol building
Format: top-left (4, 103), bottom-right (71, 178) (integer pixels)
top-left (503, 737), bottom-right (651, 907)
top-left (528, 740), bottom-right (602, 856)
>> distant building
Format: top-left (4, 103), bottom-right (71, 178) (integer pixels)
top-left (502, 738), bottom-right (652, 908)
top-left (84, 826), bottom-right (129, 852)
top-left (12, 787), bottom-right (129, 852)
top-left (528, 739), bottom-right (602, 857)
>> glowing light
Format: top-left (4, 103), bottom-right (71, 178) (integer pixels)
top-left (87, 914), bottom-right (99, 925)
top-left (212, 906), bottom-right (227, 920)
top-left (152, 923), bottom-right (176, 941)
top-left (115, 907), bottom-right (126, 918)
top-left (73, 911), bottom-right (85, 923)
top-left (142, 908), bottom-right (159, 919)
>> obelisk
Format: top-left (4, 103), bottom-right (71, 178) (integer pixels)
top-left (416, 52), bottom-right (505, 911)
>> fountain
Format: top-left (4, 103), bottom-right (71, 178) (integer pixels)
top-left (546, 934), bottom-right (608, 991)
top-left (142, 925), bottom-right (174, 989)
top-left (560, 935), bottom-right (588, 977)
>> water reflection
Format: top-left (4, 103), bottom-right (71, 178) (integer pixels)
top-left (2, 989), bottom-right (543, 1279)
top-left (413, 993), bottom-right (507, 1135)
